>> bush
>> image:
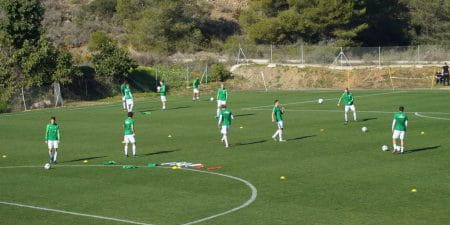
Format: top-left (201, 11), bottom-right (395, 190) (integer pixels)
top-left (210, 63), bottom-right (231, 82)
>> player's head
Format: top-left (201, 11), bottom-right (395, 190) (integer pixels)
top-left (50, 116), bottom-right (56, 124)
top-left (160, 80), bottom-right (164, 85)
top-left (128, 112), bottom-right (134, 118)
top-left (126, 83), bottom-right (130, 88)
top-left (220, 83), bottom-right (224, 88)
top-left (344, 88), bottom-right (349, 93)
top-left (399, 106), bottom-right (404, 112)
top-left (445, 62), bottom-right (448, 66)
top-left (274, 100), bottom-right (280, 106)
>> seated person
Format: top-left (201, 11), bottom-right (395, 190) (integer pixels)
top-left (435, 71), bottom-right (443, 84)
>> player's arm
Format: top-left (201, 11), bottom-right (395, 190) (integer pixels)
top-left (45, 125), bottom-right (49, 143)
top-left (57, 126), bottom-right (60, 141)
top-left (225, 90), bottom-right (228, 101)
top-left (216, 89), bottom-right (220, 100)
top-left (131, 124), bottom-right (135, 136)
top-left (337, 93), bottom-right (344, 105)
top-left (271, 109), bottom-right (275, 122)
top-left (392, 119), bottom-right (396, 132)
top-left (231, 112), bottom-right (234, 120)
top-left (218, 115), bottom-right (223, 128)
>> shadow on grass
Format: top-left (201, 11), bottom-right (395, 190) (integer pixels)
top-left (235, 140), bottom-right (267, 146)
top-left (407, 145), bottom-right (441, 154)
top-left (141, 149), bottom-right (181, 157)
top-left (234, 113), bottom-right (255, 118)
top-left (61, 156), bottom-right (107, 163)
top-left (167, 106), bottom-right (191, 111)
top-left (360, 117), bottom-right (377, 122)
top-left (287, 135), bottom-right (317, 141)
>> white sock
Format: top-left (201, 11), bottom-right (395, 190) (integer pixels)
top-left (49, 152), bottom-right (53, 160)
top-left (400, 147), bottom-right (404, 153)
top-left (53, 151), bottom-right (58, 162)
top-left (272, 130), bottom-right (280, 138)
top-left (393, 144), bottom-right (397, 151)
top-left (344, 113), bottom-right (348, 122)
top-left (216, 108), bottom-right (220, 117)
top-left (132, 144), bottom-right (136, 156)
top-left (162, 104), bottom-right (166, 109)
top-left (224, 135), bottom-right (229, 147)
top-left (196, 97), bottom-right (199, 100)
top-left (221, 135), bottom-right (225, 142)
top-left (353, 112), bottom-right (357, 121)
top-left (279, 130), bottom-right (283, 141)
top-left (124, 145), bottom-right (128, 156)
top-left (129, 104), bottom-right (133, 112)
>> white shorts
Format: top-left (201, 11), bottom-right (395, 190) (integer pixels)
top-left (276, 121), bottom-right (284, 129)
top-left (126, 99), bottom-right (133, 105)
top-left (124, 135), bottom-right (136, 144)
top-left (217, 100), bottom-right (226, 107)
top-left (221, 126), bottom-right (229, 135)
top-left (161, 96), bottom-right (167, 102)
top-left (345, 105), bottom-right (356, 112)
top-left (392, 130), bottom-right (406, 140)
top-left (47, 140), bottom-right (59, 149)
top-left (193, 88), bottom-right (199, 94)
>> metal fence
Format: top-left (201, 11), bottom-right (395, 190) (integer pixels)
top-left (230, 44), bottom-right (450, 67)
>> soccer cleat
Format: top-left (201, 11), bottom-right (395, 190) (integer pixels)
top-left (53, 161), bottom-right (57, 164)
top-left (272, 137), bottom-right (278, 141)
top-left (125, 154), bottom-right (129, 157)
top-left (279, 140), bottom-right (287, 142)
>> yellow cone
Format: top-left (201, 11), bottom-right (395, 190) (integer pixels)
top-left (411, 188), bottom-right (417, 193)
top-left (280, 176), bottom-right (286, 180)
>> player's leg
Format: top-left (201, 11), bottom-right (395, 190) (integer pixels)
top-left (52, 141), bottom-right (59, 163)
top-left (129, 100), bottom-right (134, 112)
top-left (392, 130), bottom-right (399, 154)
top-left (278, 121), bottom-right (285, 141)
top-left (216, 101), bottom-right (221, 118)
top-left (272, 122), bottom-right (280, 141)
top-left (344, 106), bottom-right (349, 124)
top-left (161, 96), bottom-right (166, 110)
top-left (221, 126), bottom-right (229, 148)
top-left (129, 136), bottom-right (137, 157)
top-left (351, 105), bottom-right (357, 121)
top-left (399, 132), bottom-right (405, 154)
top-left (122, 96), bottom-right (126, 110)
top-left (48, 144), bottom-right (53, 163)
top-left (124, 136), bottom-right (129, 157)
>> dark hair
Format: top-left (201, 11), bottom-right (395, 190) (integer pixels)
top-left (274, 100), bottom-right (279, 104)
top-left (50, 116), bottom-right (56, 121)
top-left (399, 106), bottom-right (404, 112)
top-left (128, 112), bottom-right (134, 117)
top-left (220, 104), bottom-right (227, 109)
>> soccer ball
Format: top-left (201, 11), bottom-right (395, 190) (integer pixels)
top-left (44, 163), bottom-right (51, 170)
top-left (157, 86), bottom-right (161, 91)
top-left (382, 145), bottom-right (389, 152)
top-left (318, 98), bottom-right (324, 104)
top-left (210, 97), bottom-right (214, 101)
top-left (361, 127), bottom-right (368, 132)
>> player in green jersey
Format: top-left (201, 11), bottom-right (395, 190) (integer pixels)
top-left (120, 81), bottom-right (127, 110)
top-left (216, 83), bottom-right (228, 118)
top-left (123, 112), bottom-right (137, 157)
top-left (124, 83), bottom-right (134, 112)
top-left (392, 106), bottom-right (408, 154)
top-left (218, 104), bottom-right (234, 148)
top-left (158, 80), bottom-right (167, 110)
top-left (337, 88), bottom-right (357, 124)
top-left (192, 78), bottom-right (200, 101)
top-left (271, 100), bottom-right (286, 142)
top-left (45, 117), bottom-right (60, 164)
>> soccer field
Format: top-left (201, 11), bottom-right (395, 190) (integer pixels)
top-left (1, 90), bottom-right (449, 225)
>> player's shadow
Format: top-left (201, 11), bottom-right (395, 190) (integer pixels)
top-left (235, 140), bottom-right (267, 146)
top-left (234, 113), bottom-right (255, 118)
top-left (167, 106), bottom-right (191, 111)
top-left (287, 135), bottom-right (316, 141)
top-left (61, 156), bottom-right (107, 163)
top-left (407, 145), bottom-right (441, 154)
top-left (360, 118), bottom-right (377, 122)
top-left (141, 149), bottom-right (181, 157)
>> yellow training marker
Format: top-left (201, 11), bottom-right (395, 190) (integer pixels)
top-left (83, 160), bottom-right (88, 164)
top-left (280, 176), bottom-right (286, 180)
top-left (411, 188), bottom-right (417, 193)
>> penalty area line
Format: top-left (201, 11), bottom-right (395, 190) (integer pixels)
top-left (414, 112), bottom-right (450, 121)
top-left (0, 201), bottom-right (154, 225)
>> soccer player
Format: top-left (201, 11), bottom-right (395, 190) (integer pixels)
top-left (216, 83), bottom-right (228, 118)
top-left (123, 112), bottom-right (137, 157)
top-left (271, 100), bottom-right (286, 142)
top-left (158, 80), bottom-right (167, 110)
top-left (337, 88), bottom-right (357, 124)
top-left (442, 62), bottom-right (449, 86)
top-left (392, 106), bottom-right (408, 154)
top-left (120, 81), bottom-right (127, 110)
top-left (192, 78), bottom-right (200, 101)
top-left (218, 104), bottom-right (233, 148)
top-left (124, 83), bottom-right (134, 112)
top-left (45, 117), bottom-right (60, 164)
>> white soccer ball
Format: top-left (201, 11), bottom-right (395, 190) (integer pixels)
top-left (382, 145), bottom-right (389, 152)
top-left (318, 98), bottom-right (324, 104)
top-left (157, 86), bottom-right (161, 91)
top-left (361, 127), bottom-right (368, 132)
top-left (44, 163), bottom-right (51, 170)
top-left (210, 97), bottom-right (214, 101)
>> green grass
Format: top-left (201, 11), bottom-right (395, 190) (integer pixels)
top-left (1, 90), bottom-right (449, 225)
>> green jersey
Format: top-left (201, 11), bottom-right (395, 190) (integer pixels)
top-left (159, 84), bottom-right (166, 96)
top-left (45, 123), bottom-right (60, 141)
top-left (219, 109), bottom-right (233, 126)
top-left (393, 112), bottom-right (408, 131)
top-left (339, 92), bottom-right (354, 106)
top-left (272, 106), bottom-right (283, 122)
top-left (193, 80), bottom-right (200, 89)
top-left (124, 87), bottom-right (133, 100)
top-left (120, 83), bottom-right (126, 95)
top-left (124, 117), bottom-right (135, 135)
top-left (217, 88), bottom-right (228, 101)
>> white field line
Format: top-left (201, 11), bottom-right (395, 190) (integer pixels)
top-left (0, 165), bottom-right (258, 225)
top-left (0, 201), bottom-right (154, 225)
top-left (414, 112), bottom-right (450, 121)
top-left (242, 91), bottom-right (407, 110)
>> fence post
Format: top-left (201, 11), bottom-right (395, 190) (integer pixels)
top-left (301, 45), bottom-right (304, 65)
top-left (417, 45), bottom-right (420, 65)
top-left (378, 46), bottom-right (381, 68)
top-left (21, 86), bottom-right (27, 111)
top-left (270, 44), bottom-right (273, 64)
